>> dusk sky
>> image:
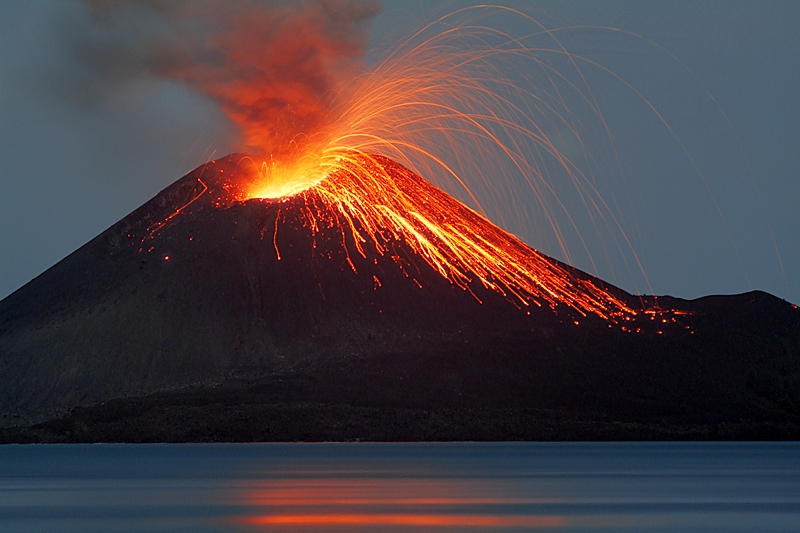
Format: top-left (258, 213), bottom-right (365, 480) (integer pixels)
top-left (1, 0), bottom-right (798, 305)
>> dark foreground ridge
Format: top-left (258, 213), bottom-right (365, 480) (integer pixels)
top-left (1, 154), bottom-right (799, 442)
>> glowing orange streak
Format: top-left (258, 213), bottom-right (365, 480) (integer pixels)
top-left (243, 497), bottom-right (562, 506)
top-left (463, 48), bottom-right (633, 257)
top-left (327, 136), bottom-right (485, 213)
top-left (135, 177), bottom-right (212, 253)
top-left (328, 61), bottom-right (612, 269)
top-left (481, 46), bottom-right (658, 287)
top-left (240, 513), bottom-right (566, 527)
top-left (271, 153), bottom-right (638, 321)
top-left (272, 207), bottom-right (281, 260)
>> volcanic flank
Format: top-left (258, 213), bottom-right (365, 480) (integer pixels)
top-left (1, 154), bottom-right (799, 442)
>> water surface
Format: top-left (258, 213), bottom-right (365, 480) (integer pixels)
top-left (1, 442), bottom-right (798, 532)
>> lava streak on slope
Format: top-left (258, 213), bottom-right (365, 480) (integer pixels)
top-left (259, 153), bottom-right (639, 323)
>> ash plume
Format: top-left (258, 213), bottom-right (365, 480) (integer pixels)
top-left (72, 0), bottom-right (381, 156)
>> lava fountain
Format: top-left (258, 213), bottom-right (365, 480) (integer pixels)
top-left (223, 7), bottom-right (654, 322)
top-left (111, 4), bottom-right (674, 323)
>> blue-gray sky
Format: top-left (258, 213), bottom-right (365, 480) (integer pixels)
top-left (1, 1), bottom-right (798, 305)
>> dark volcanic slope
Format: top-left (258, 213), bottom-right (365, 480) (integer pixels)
top-left (1, 154), bottom-right (798, 440)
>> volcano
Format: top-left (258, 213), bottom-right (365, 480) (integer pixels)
top-left (1, 154), bottom-right (798, 441)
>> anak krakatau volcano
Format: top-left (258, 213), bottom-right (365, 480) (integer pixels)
top-left (1, 154), bottom-right (798, 441)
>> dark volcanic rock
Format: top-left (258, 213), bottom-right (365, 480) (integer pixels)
top-left (1, 154), bottom-right (798, 441)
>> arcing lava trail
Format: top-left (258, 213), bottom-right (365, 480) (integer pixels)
top-left (261, 153), bottom-right (639, 321)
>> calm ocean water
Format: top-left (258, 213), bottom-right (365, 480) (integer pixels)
top-left (1, 442), bottom-right (798, 532)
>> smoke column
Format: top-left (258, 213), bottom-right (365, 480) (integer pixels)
top-left (78, 0), bottom-right (382, 157)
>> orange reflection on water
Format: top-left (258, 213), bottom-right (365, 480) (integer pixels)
top-left (242, 513), bottom-right (564, 527)
top-left (232, 478), bottom-right (567, 529)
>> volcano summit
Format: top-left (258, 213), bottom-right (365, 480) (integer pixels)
top-left (1, 154), bottom-right (798, 442)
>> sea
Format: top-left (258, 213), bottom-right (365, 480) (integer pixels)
top-left (1, 442), bottom-right (798, 532)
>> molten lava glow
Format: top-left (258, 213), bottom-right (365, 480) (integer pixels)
top-left (228, 478), bottom-right (634, 529)
top-left (247, 156), bottom-right (326, 199)
top-left (189, 5), bottom-right (713, 323)
top-left (248, 151), bottom-right (637, 322)
top-left (234, 6), bottom-right (655, 322)
top-left (234, 478), bottom-right (570, 529)
top-left (241, 513), bottom-right (565, 527)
